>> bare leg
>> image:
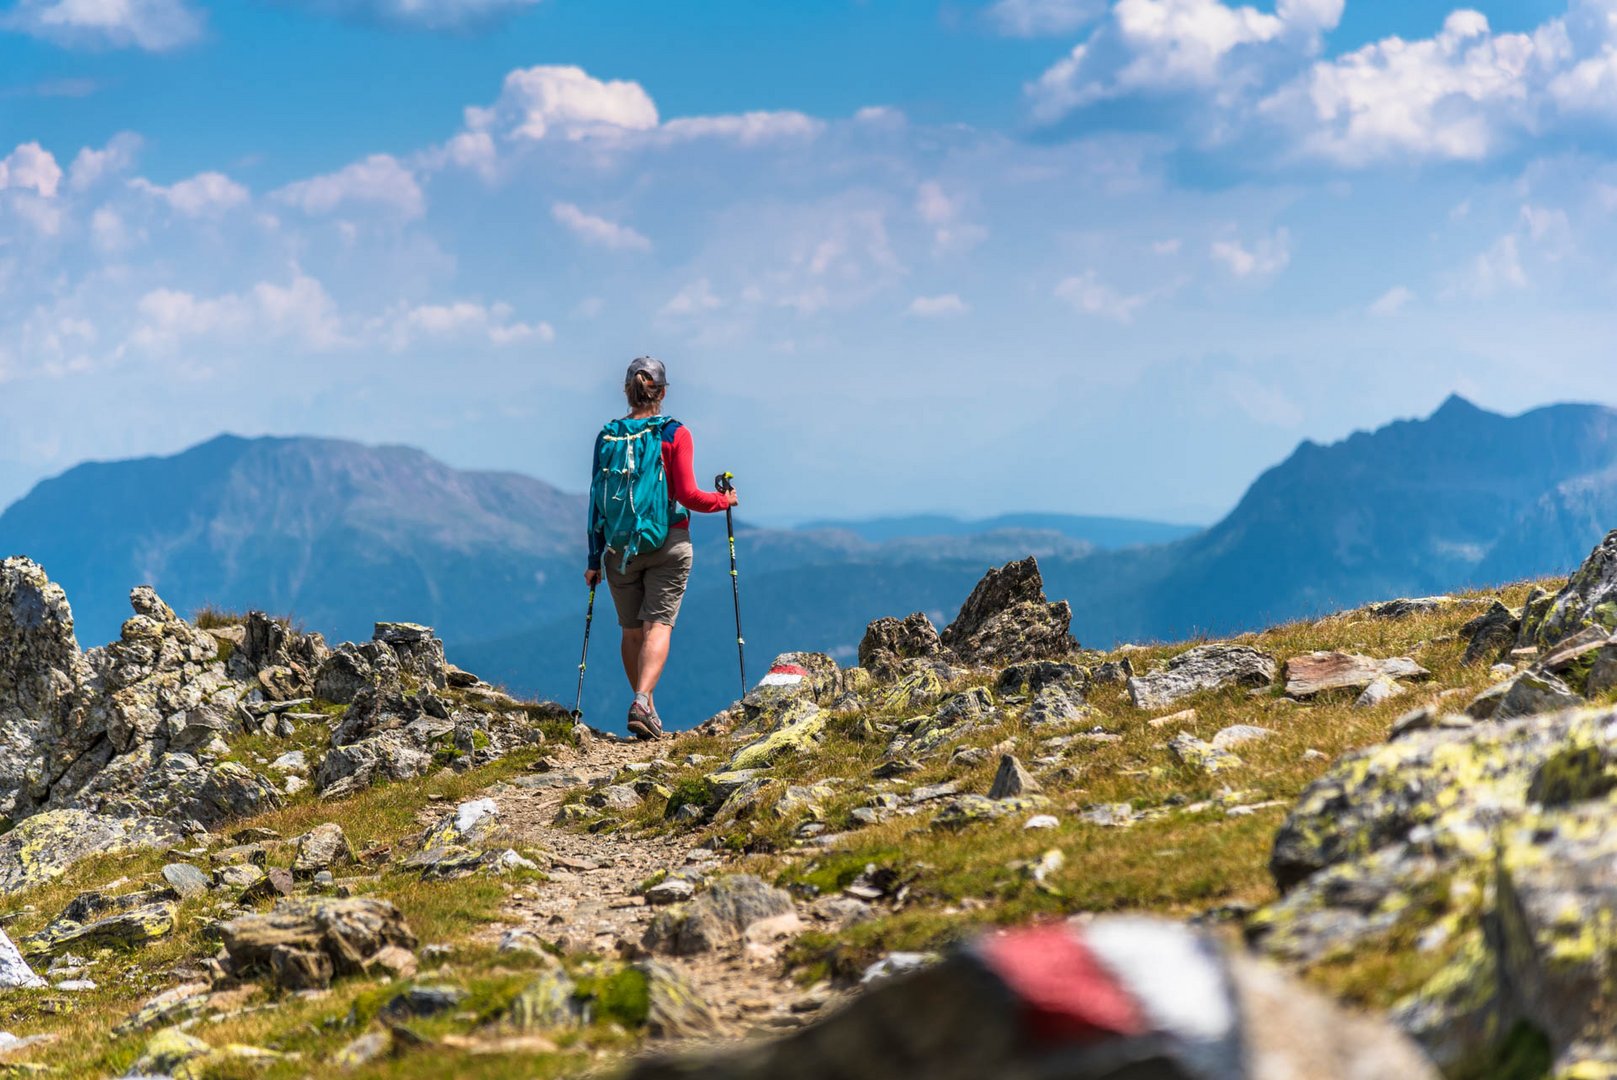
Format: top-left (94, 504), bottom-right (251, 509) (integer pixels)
top-left (620, 626), bottom-right (643, 693)
top-left (635, 622), bottom-right (673, 700)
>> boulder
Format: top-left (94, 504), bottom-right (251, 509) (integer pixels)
top-left (722, 700), bottom-right (826, 772)
top-left (1168, 732), bottom-right (1242, 775)
top-left (622, 919), bottom-right (1435, 1080)
top-left (643, 875), bottom-right (797, 956)
top-left (939, 558), bottom-right (1076, 668)
top-left (313, 641), bottom-right (400, 705)
top-left (220, 897), bottom-right (417, 990)
top-left (1354, 675), bottom-right (1406, 708)
top-left (1283, 652), bottom-right (1430, 699)
top-left (857, 613), bottom-right (943, 681)
top-left (161, 863), bottom-right (212, 899)
top-left (995, 660), bottom-right (1088, 700)
top-left (1365, 597), bottom-right (1456, 619)
top-left (1127, 644), bottom-right (1278, 710)
top-left (1461, 600), bottom-right (1521, 667)
top-left (0, 557), bottom-right (87, 821)
top-left (374, 622), bottom-right (448, 688)
top-left (0, 929), bottom-right (44, 989)
top-left (292, 823), bottom-right (356, 879)
top-left (1256, 705), bottom-right (1617, 1069)
top-left (1520, 530), bottom-right (1617, 649)
top-left (314, 731), bottom-right (433, 797)
top-left (1493, 670), bottom-right (1583, 720)
top-left (20, 900), bottom-right (176, 958)
top-left (0, 809), bottom-right (184, 896)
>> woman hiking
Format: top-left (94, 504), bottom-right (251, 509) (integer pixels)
top-left (585, 356), bottom-right (738, 740)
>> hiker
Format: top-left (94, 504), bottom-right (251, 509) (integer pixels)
top-left (585, 356), bottom-right (738, 740)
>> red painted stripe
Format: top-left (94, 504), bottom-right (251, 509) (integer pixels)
top-left (979, 924), bottom-right (1151, 1045)
top-left (768, 664), bottom-right (811, 677)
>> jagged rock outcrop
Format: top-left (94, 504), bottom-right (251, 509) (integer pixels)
top-left (938, 557), bottom-right (1076, 668)
top-left (857, 614), bottom-right (943, 681)
top-left (0, 557), bottom-right (91, 821)
top-left (1519, 528), bottom-right (1617, 649)
top-left (0, 809), bottom-right (184, 896)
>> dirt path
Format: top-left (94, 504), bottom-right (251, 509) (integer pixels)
top-left (471, 730), bottom-right (833, 1043)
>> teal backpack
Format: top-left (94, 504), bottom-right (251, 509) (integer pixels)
top-left (592, 416), bottom-right (674, 571)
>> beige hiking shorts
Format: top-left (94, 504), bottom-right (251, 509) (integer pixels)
top-left (605, 531), bottom-right (694, 629)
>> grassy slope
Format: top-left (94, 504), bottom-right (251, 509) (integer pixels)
top-left (0, 580), bottom-right (1586, 1078)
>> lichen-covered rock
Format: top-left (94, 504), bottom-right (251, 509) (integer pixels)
top-left (939, 557), bottom-right (1076, 668)
top-left (506, 968), bottom-right (581, 1031)
top-left (1168, 732), bottom-right (1243, 775)
top-left (220, 897), bottom-right (417, 990)
top-left (722, 700), bottom-right (826, 772)
top-left (857, 613), bottom-right (943, 681)
top-left (1521, 530), bottom-right (1617, 649)
top-left (642, 875), bottom-right (796, 956)
top-left (292, 823), bottom-right (355, 879)
top-left (313, 641), bottom-right (401, 705)
top-left (0, 809), bottom-right (184, 896)
top-left (1024, 682), bottom-right (1087, 727)
top-left (1258, 704), bottom-right (1617, 1070)
top-left (995, 660), bottom-right (1087, 700)
top-left (20, 900), bottom-right (176, 958)
top-left (931, 794), bottom-right (1048, 829)
top-left (642, 960), bottom-right (718, 1038)
top-left (314, 731), bottom-right (433, 797)
top-left (0, 557), bottom-right (87, 821)
top-left (1127, 644), bottom-right (1277, 710)
top-left (374, 621), bottom-right (447, 688)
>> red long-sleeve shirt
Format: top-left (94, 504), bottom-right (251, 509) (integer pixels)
top-left (588, 420), bottom-right (726, 569)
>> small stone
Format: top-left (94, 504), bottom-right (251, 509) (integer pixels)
top-left (161, 863), bottom-right (212, 900)
top-left (1024, 814), bottom-right (1060, 830)
top-left (987, 755), bottom-right (1040, 800)
top-left (333, 1031), bottom-right (392, 1068)
top-left (0, 929), bottom-right (45, 989)
top-left (1211, 725), bottom-right (1273, 751)
top-left (645, 879), bottom-right (697, 906)
top-left (1149, 707), bottom-right (1198, 729)
top-left (1354, 675), bottom-right (1407, 708)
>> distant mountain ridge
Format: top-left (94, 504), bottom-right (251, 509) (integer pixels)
top-left (5, 395), bottom-right (1617, 730)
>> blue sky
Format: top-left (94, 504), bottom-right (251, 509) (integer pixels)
top-left (4, 0), bottom-right (1617, 526)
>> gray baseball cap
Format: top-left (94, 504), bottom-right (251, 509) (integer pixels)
top-left (626, 355), bottom-right (667, 387)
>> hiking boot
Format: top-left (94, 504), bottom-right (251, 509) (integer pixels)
top-left (627, 695), bottom-right (663, 741)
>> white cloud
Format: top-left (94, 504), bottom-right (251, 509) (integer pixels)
top-left (130, 273), bottom-right (344, 352)
top-left (1055, 271), bottom-right (1150, 322)
top-left (1368, 285), bottom-right (1414, 317)
top-left (0, 143), bottom-right (63, 198)
top-left (907, 293), bottom-right (969, 317)
top-left (385, 300), bottom-right (552, 348)
top-left (274, 154), bottom-right (424, 218)
top-left (1211, 228), bottom-right (1291, 277)
top-left (473, 65), bottom-right (659, 141)
top-left (661, 278), bottom-right (723, 317)
top-left (915, 180), bottom-right (987, 254)
top-left (659, 111), bottom-right (824, 145)
top-left (130, 171), bottom-right (250, 217)
top-left (550, 201), bottom-right (651, 252)
top-left (68, 133), bottom-right (141, 191)
top-left (280, 0), bottom-right (538, 30)
top-left (988, 0), bottom-right (1103, 37)
top-left (1, 0), bottom-right (204, 51)
top-left (1029, 0), bottom-right (1343, 123)
top-left (1467, 234), bottom-right (1529, 295)
top-left (90, 205), bottom-right (136, 253)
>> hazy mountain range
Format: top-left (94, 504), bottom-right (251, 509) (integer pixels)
top-left (4, 394), bottom-right (1616, 730)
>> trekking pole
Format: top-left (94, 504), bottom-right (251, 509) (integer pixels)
top-left (716, 472), bottom-right (746, 700)
top-left (573, 587), bottom-right (596, 720)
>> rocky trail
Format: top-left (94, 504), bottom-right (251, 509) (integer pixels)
top-left (470, 732), bottom-right (833, 1043)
